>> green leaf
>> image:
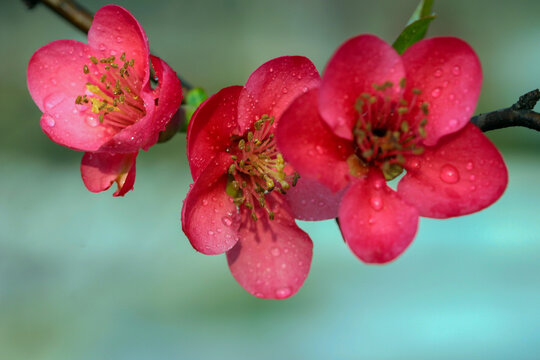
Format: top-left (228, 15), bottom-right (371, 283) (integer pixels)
top-left (393, 0), bottom-right (436, 55)
top-left (182, 88), bottom-right (208, 132)
top-left (407, 0), bottom-right (434, 25)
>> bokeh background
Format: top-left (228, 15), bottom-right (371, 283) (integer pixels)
top-left (2, 0), bottom-right (540, 359)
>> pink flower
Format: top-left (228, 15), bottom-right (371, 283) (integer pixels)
top-left (27, 5), bottom-right (182, 196)
top-left (181, 56), bottom-right (329, 299)
top-left (276, 35), bottom-right (508, 263)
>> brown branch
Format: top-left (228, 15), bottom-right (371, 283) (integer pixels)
top-left (23, 0), bottom-right (193, 90)
top-left (471, 89), bottom-right (540, 132)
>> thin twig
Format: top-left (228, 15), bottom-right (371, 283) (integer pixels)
top-left (23, 0), bottom-right (193, 90)
top-left (471, 89), bottom-right (540, 132)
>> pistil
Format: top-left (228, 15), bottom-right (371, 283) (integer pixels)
top-left (75, 53), bottom-right (145, 130)
top-left (351, 80), bottom-right (429, 180)
top-left (227, 115), bottom-right (299, 221)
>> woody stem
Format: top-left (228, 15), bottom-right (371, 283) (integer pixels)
top-left (471, 89), bottom-right (540, 132)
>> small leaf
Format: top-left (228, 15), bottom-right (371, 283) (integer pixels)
top-left (393, 0), bottom-right (436, 54)
top-left (407, 0), bottom-right (434, 25)
top-left (182, 88), bottom-right (208, 132)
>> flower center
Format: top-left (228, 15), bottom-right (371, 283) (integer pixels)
top-left (75, 53), bottom-right (146, 130)
top-left (348, 80), bottom-right (429, 180)
top-left (226, 115), bottom-right (298, 221)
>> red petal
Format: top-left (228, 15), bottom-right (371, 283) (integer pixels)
top-left (187, 86), bottom-right (242, 181)
top-left (276, 89), bottom-right (353, 192)
top-left (181, 153), bottom-right (240, 255)
top-left (339, 171), bottom-right (419, 264)
top-left (319, 34), bottom-right (405, 140)
top-left (398, 123), bottom-right (508, 218)
top-left (88, 5), bottom-right (150, 87)
top-left (402, 37), bottom-right (482, 146)
top-left (237, 56), bottom-right (320, 133)
top-left (28, 40), bottom-right (113, 151)
top-left (285, 176), bottom-right (346, 221)
top-left (147, 55), bottom-right (183, 145)
top-left (227, 195), bottom-right (313, 299)
top-left (80, 152), bottom-right (137, 197)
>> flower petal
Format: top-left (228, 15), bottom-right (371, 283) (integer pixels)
top-left (181, 153), bottom-right (240, 255)
top-left (398, 123), bottom-right (508, 219)
top-left (88, 5), bottom-right (150, 87)
top-left (237, 56), bottom-right (320, 133)
top-left (319, 34), bottom-right (405, 140)
top-left (276, 89), bottom-right (353, 192)
top-left (146, 55), bottom-right (183, 146)
top-left (187, 86), bottom-right (243, 181)
top-left (28, 40), bottom-right (113, 151)
top-left (402, 37), bottom-right (482, 146)
top-left (285, 176), bottom-right (346, 221)
top-left (339, 171), bottom-right (419, 264)
top-left (226, 194), bottom-right (313, 299)
top-left (80, 151), bottom-right (137, 197)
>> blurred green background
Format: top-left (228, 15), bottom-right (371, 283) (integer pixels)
top-left (2, 0), bottom-right (540, 359)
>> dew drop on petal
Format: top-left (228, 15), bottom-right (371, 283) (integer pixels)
top-left (275, 287), bottom-right (292, 299)
top-left (282, 88), bottom-right (288, 94)
top-left (202, 199), bottom-right (208, 206)
top-left (44, 93), bottom-right (64, 111)
top-left (370, 196), bottom-right (383, 211)
top-left (373, 179), bottom-right (384, 190)
top-left (221, 216), bottom-right (232, 227)
top-left (431, 88), bottom-right (441, 98)
top-left (452, 66), bottom-right (461, 75)
top-left (208, 230), bottom-right (214, 236)
top-left (86, 116), bottom-right (99, 127)
top-left (448, 119), bottom-right (458, 128)
top-left (271, 247), bottom-right (280, 256)
top-left (43, 114), bottom-right (56, 127)
top-left (439, 164), bottom-right (460, 184)
top-left (466, 161), bottom-right (474, 170)
top-left (434, 69), bottom-right (443, 77)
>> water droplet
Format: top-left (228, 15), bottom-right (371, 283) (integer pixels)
top-left (434, 69), bottom-right (443, 77)
top-left (368, 217), bottom-right (376, 225)
top-left (269, 68), bottom-right (274, 73)
top-left (86, 116), bottom-right (98, 127)
top-left (315, 145), bottom-right (324, 154)
top-left (439, 164), bottom-right (460, 184)
top-left (202, 199), bottom-right (208, 206)
top-left (43, 114), bottom-right (55, 127)
top-left (470, 185), bottom-right (477, 191)
top-left (44, 93), bottom-right (64, 111)
top-left (442, 81), bottom-right (449, 88)
top-left (302, 87), bottom-right (308, 93)
top-left (116, 36), bottom-right (123, 43)
top-left (275, 287), bottom-right (292, 299)
top-left (370, 196), bottom-right (383, 211)
top-left (271, 247), bottom-right (280, 256)
top-left (469, 175), bottom-right (476, 181)
top-left (466, 162), bottom-right (474, 170)
top-left (221, 216), bottom-right (233, 227)
top-left (208, 230), bottom-right (214, 236)
top-left (452, 65), bottom-right (461, 75)
top-left (431, 88), bottom-right (441, 98)
top-left (448, 119), bottom-right (458, 127)
top-left (373, 179), bottom-right (384, 189)
top-left (449, 94), bottom-right (455, 101)
top-left (282, 88), bottom-right (288, 94)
